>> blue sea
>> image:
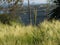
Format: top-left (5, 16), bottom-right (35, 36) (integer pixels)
top-left (0, 5), bottom-right (54, 25)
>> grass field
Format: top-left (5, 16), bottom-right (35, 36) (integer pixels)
top-left (0, 20), bottom-right (60, 45)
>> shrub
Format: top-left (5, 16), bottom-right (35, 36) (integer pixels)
top-left (0, 14), bottom-right (19, 25)
top-left (0, 14), bottom-right (10, 24)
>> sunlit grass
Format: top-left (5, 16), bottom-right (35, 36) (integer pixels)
top-left (0, 20), bottom-right (60, 45)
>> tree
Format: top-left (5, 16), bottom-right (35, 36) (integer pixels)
top-left (48, 0), bottom-right (60, 20)
top-left (0, 0), bottom-right (23, 12)
top-left (0, 0), bottom-right (23, 25)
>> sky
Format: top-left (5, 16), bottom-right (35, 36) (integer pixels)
top-left (23, 0), bottom-right (48, 5)
top-left (0, 0), bottom-right (53, 7)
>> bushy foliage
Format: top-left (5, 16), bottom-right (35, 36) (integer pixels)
top-left (0, 14), bottom-right (10, 25)
top-left (0, 14), bottom-right (19, 25)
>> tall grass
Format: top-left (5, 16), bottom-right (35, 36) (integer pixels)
top-left (0, 20), bottom-right (60, 45)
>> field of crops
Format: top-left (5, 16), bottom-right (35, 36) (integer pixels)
top-left (0, 20), bottom-right (60, 45)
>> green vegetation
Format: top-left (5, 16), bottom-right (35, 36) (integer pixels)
top-left (0, 20), bottom-right (60, 45)
top-left (0, 14), bottom-right (21, 25)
